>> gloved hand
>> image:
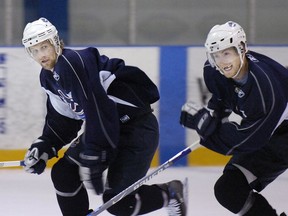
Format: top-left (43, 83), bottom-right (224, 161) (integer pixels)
top-left (180, 102), bottom-right (218, 139)
top-left (24, 138), bottom-right (57, 174)
top-left (79, 149), bottom-right (112, 195)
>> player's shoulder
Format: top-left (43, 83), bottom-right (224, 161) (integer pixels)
top-left (202, 60), bottom-right (226, 90)
top-left (61, 47), bottom-right (100, 59)
top-left (246, 50), bottom-right (279, 65)
top-left (73, 47), bottom-right (101, 57)
top-left (203, 60), bottom-right (218, 78)
top-left (247, 50), bottom-right (288, 73)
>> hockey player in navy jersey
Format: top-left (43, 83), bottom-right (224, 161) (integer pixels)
top-left (21, 17), bottom-right (186, 216)
top-left (180, 21), bottom-right (287, 216)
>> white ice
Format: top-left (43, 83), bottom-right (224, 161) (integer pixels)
top-left (1, 166), bottom-right (287, 216)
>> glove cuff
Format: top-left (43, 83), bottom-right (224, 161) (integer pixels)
top-left (34, 137), bottom-right (58, 159)
top-left (80, 150), bottom-right (108, 164)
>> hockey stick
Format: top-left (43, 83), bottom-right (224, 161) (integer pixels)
top-left (88, 140), bottom-right (201, 216)
top-left (0, 160), bottom-right (25, 168)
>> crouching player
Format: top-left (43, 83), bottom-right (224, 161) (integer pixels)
top-left (180, 21), bottom-right (288, 216)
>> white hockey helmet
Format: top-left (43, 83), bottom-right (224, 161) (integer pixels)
top-left (22, 17), bottom-right (61, 57)
top-left (205, 21), bottom-right (247, 68)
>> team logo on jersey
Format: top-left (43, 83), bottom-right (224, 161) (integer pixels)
top-left (53, 71), bottom-right (60, 81)
top-left (234, 87), bottom-right (245, 98)
top-left (58, 90), bottom-right (85, 118)
top-left (246, 54), bottom-right (259, 62)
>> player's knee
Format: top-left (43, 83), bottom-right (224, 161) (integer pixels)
top-left (51, 157), bottom-right (81, 191)
top-left (214, 169), bottom-right (252, 214)
top-left (51, 157), bottom-right (89, 216)
top-left (103, 192), bottom-right (136, 215)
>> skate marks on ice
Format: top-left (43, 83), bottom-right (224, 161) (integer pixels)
top-left (0, 167), bottom-right (287, 216)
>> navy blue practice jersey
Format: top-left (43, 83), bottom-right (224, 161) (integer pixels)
top-left (201, 50), bottom-right (288, 155)
top-left (39, 47), bottom-right (159, 152)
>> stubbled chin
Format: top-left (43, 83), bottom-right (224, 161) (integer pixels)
top-left (42, 65), bottom-right (53, 70)
top-left (223, 71), bottom-right (237, 78)
top-left (41, 62), bottom-right (53, 70)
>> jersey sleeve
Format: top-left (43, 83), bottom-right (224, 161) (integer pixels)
top-left (64, 48), bottom-right (121, 152)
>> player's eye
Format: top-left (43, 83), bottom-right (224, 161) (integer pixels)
top-left (223, 52), bottom-right (230, 56)
top-left (41, 45), bottom-right (48, 51)
top-left (30, 49), bottom-right (38, 56)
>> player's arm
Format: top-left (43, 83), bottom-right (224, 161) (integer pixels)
top-left (68, 49), bottom-right (120, 194)
top-left (181, 64), bottom-right (285, 155)
top-left (71, 48), bottom-right (120, 151)
top-left (203, 80), bottom-right (285, 155)
top-left (180, 98), bottom-right (280, 155)
top-left (24, 97), bottom-right (83, 174)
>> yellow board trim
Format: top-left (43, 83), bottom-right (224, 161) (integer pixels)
top-left (0, 147), bottom-right (229, 169)
top-left (0, 149), bottom-right (159, 169)
top-left (150, 148), bottom-right (159, 167)
top-left (0, 149), bottom-right (66, 169)
top-left (188, 147), bottom-right (231, 166)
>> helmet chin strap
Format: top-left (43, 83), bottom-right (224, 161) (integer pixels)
top-left (48, 39), bottom-right (62, 58)
top-left (231, 56), bottom-right (244, 79)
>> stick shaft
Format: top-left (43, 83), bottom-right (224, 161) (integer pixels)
top-left (0, 160), bottom-right (25, 167)
top-left (88, 140), bottom-right (200, 216)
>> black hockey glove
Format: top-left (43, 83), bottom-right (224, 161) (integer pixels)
top-left (24, 138), bottom-right (57, 174)
top-left (79, 148), bottom-right (113, 195)
top-left (180, 102), bottom-right (218, 140)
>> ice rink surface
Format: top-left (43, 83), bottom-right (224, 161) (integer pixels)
top-left (1, 166), bottom-right (287, 216)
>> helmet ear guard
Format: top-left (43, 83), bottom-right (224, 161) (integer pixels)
top-left (22, 17), bottom-right (61, 57)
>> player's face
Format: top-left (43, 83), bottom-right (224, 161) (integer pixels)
top-left (29, 40), bottom-right (57, 70)
top-left (212, 47), bottom-right (241, 78)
